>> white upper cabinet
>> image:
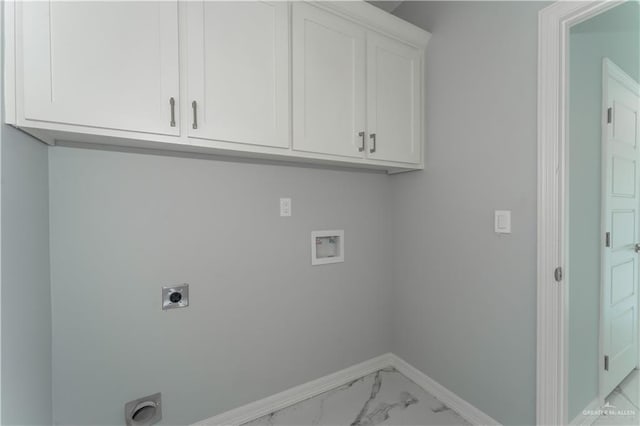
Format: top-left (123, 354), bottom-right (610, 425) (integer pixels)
top-left (186, 1), bottom-right (289, 148)
top-left (291, 2), bottom-right (366, 158)
top-left (291, 3), bottom-right (424, 165)
top-left (7, 1), bottom-right (430, 173)
top-left (19, 1), bottom-right (180, 136)
top-left (366, 32), bottom-right (421, 164)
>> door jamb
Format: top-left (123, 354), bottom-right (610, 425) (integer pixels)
top-left (537, 1), bottom-right (624, 424)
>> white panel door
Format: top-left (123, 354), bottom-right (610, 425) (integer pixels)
top-left (186, 1), bottom-right (289, 148)
top-left (366, 32), bottom-right (421, 164)
top-left (292, 3), bottom-right (366, 158)
top-left (602, 59), bottom-right (640, 398)
top-left (21, 1), bottom-right (179, 136)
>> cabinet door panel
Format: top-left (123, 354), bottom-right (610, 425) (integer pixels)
top-left (187, 1), bottom-right (289, 148)
top-left (292, 3), bottom-right (366, 158)
top-left (21, 1), bottom-right (179, 136)
top-left (367, 32), bottom-right (421, 164)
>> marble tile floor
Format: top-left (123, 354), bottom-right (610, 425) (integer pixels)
top-left (242, 368), bottom-right (471, 426)
top-left (594, 369), bottom-right (640, 426)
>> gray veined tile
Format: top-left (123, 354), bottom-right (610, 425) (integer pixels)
top-left (243, 373), bottom-right (375, 426)
top-left (618, 369), bottom-right (640, 410)
top-left (242, 368), bottom-right (471, 426)
top-left (593, 374), bottom-right (640, 426)
top-left (351, 369), bottom-right (419, 426)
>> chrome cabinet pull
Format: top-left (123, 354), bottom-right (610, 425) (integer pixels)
top-left (358, 131), bottom-right (365, 152)
top-left (369, 133), bottom-right (376, 153)
top-left (191, 101), bottom-right (198, 129)
top-left (169, 97), bottom-right (176, 127)
top-left (635, 243), bottom-right (640, 253)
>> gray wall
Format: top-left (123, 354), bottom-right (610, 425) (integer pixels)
top-left (0, 1), bottom-right (53, 423)
top-left (49, 147), bottom-right (392, 424)
top-left (0, 122), bottom-right (52, 425)
top-left (10, 2), bottom-right (592, 425)
top-left (390, 2), bottom-right (544, 425)
top-left (568, 2), bottom-right (640, 419)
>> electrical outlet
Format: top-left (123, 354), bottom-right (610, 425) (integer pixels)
top-left (162, 284), bottom-right (189, 310)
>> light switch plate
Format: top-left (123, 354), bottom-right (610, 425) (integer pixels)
top-left (494, 210), bottom-right (511, 234)
top-left (280, 198), bottom-right (291, 217)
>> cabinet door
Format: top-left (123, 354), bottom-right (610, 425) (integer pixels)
top-left (366, 32), bottom-right (421, 164)
top-left (292, 3), bottom-right (366, 158)
top-left (21, 1), bottom-right (179, 136)
top-left (186, 1), bottom-right (289, 148)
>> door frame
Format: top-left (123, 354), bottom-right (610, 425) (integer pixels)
top-left (537, 1), bottom-right (624, 424)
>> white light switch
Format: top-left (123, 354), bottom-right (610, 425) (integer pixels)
top-left (495, 210), bottom-right (511, 234)
top-left (280, 198), bottom-right (291, 217)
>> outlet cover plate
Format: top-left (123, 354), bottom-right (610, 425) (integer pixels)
top-left (162, 284), bottom-right (189, 310)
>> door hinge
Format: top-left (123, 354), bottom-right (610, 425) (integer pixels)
top-left (554, 267), bottom-right (563, 282)
top-left (607, 107), bottom-right (612, 124)
top-left (606, 232), bottom-right (611, 248)
top-left (604, 355), bottom-right (609, 371)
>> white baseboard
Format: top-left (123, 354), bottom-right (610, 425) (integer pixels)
top-left (193, 353), bottom-right (500, 426)
top-left (387, 354), bottom-right (501, 426)
top-left (569, 398), bottom-right (600, 426)
top-left (193, 353), bottom-right (394, 426)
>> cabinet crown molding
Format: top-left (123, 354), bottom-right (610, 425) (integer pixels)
top-left (313, 1), bottom-right (431, 48)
